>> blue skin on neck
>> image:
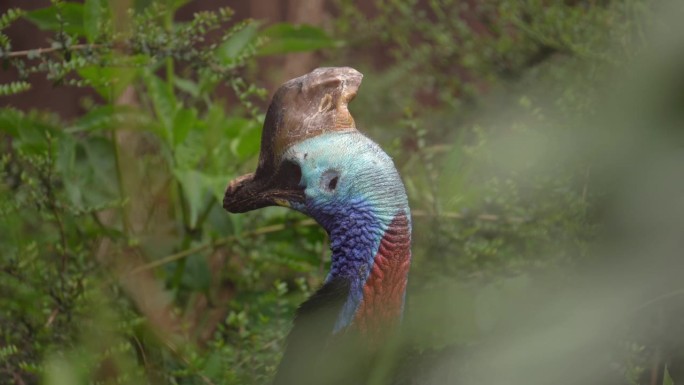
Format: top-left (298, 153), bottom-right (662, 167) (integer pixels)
top-left (283, 131), bottom-right (411, 332)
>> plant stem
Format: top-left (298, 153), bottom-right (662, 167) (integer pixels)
top-left (112, 131), bottom-right (131, 236)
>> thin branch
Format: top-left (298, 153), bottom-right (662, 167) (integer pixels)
top-left (131, 335), bottom-right (149, 372)
top-left (3, 44), bottom-right (103, 59)
top-left (125, 219), bottom-right (317, 276)
top-left (44, 307), bottom-right (59, 328)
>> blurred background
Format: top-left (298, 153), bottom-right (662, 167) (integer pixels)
top-left (1, 0), bottom-right (684, 384)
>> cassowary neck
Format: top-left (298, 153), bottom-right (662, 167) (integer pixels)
top-left (274, 132), bottom-right (412, 385)
top-left (273, 198), bottom-right (411, 385)
top-left (311, 195), bottom-right (412, 334)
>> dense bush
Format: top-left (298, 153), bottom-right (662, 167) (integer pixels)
top-left (1, 0), bottom-right (681, 384)
top-left (0, 1), bottom-right (335, 383)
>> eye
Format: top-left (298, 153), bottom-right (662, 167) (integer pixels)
top-left (320, 169), bottom-right (340, 192)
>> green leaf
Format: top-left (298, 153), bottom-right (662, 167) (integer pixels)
top-left (233, 120), bottom-right (261, 161)
top-left (172, 107), bottom-right (198, 146)
top-left (57, 135), bottom-right (120, 209)
top-left (0, 109), bottom-right (60, 154)
top-left (68, 105), bottom-right (152, 133)
top-left (69, 105), bottom-right (117, 132)
top-left (0, 108), bottom-right (23, 136)
top-left (171, 0), bottom-right (192, 11)
top-left (173, 169), bottom-right (217, 229)
top-left (25, 3), bottom-right (85, 36)
top-left (77, 66), bottom-right (137, 101)
top-left (56, 135), bottom-right (83, 208)
top-left (180, 253), bottom-right (211, 292)
top-left (258, 23), bottom-right (338, 56)
top-left (142, 72), bottom-right (177, 141)
top-left (82, 137), bottom-right (120, 202)
top-left (216, 22), bottom-right (260, 65)
top-left (205, 104), bottom-right (228, 136)
top-left (174, 77), bottom-right (199, 98)
top-left (221, 116), bottom-right (249, 139)
top-left (83, 0), bottom-right (108, 42)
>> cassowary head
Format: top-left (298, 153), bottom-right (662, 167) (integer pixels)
top-left (223, 68), bottom-right (411, 365)
top-left (222, 67), bottom-right (362, 214)
top-left (224, 66), bottom-right (409, 235)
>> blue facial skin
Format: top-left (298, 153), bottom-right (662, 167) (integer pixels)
top-left (282, 131), bottom-right (410, 332)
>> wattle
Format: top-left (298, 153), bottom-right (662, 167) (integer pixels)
top-left (354, 212), bottom-right (412, 336)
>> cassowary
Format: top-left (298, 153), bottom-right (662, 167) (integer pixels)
top-left (223, 67), bottom-right (411, 384)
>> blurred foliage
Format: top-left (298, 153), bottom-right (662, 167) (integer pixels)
top-left (331, 0), bottom-right (651, 280)
top-left (0, 1), bottom-right (331, 384)
top-left (0, 0), bottom-right (680, 384)
top-left (329, 1), bottom-right (674, 383)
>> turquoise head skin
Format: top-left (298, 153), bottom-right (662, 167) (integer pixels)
top-left (282, 131), bottom-right (411, 331)
top-left (284, 131), bottom-right (409, 224)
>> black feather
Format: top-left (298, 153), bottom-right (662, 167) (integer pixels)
top-left (273, 277), bottom-right (372, 385)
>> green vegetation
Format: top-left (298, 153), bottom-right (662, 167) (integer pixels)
top-left (1, 0), bottom-right (682, 384)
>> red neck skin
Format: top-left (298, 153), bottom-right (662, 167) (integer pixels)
top-left (353, 212), bottom-right (412, 341)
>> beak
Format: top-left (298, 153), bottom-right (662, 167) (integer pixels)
top-left (222, 161), bottom-right (305, 213)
